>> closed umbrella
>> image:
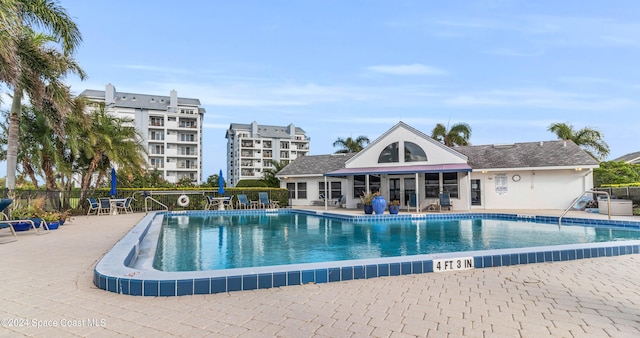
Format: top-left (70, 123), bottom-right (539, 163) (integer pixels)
top-left (110, 168), bottom-right (117, 197)
top-left (218, 170), bottom-right (225, 195)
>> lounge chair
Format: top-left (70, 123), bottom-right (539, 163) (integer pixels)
top-left (258, 192), bottom-right (278, 208)
top-left (87, 197), bottom-right (100, 215)
top-left (334, 195), bottom-right (344, 207)
top-left (439, 192), bottom-right (452, 211)
top-left (0, 199), bottom-right (18, 243)
top-left (236, 194), bottom-right (253, 209)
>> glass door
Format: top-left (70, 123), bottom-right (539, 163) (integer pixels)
top-left (471, 179), bottom-right (481, 206)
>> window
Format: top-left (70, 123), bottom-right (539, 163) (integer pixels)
top-left (404, 142), bottom-right (427, 162)
top-left (150, 131), bottom-right (164, 141)
top-left (287, 183), bottom-right (295, 199)
top-left (353, 175), bottom-right (366, 199)
top-left (320, 182), bottom-right (342, 199)
top-left (424, 173), bottom-right (439, 198)
top-left (424, 172), bottom-right (460, 198)
top-left (378, 142), bottom-right (399, 163)
top-left (297, 182), bottom-right (307, 199)
top-left (443, 172), bottom-right (459, 198)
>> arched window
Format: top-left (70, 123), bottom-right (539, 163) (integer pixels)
top-left (404, 142), bottom-right (427, 162)
top-left (378, 142), bottom-right (399, 163)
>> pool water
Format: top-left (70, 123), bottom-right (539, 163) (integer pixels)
top-left (153, 213), bottom-right (640, 272)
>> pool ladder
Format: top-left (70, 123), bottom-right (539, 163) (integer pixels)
top-left (559, 190), bottom-right (610, 225)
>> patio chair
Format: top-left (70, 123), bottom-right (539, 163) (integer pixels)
top-left (116, 197), bottom-right (133, 214)
top-left (87, 197), bottom-right (100, 215)
top-left (439, 192), bottom-right (452, 211)
top-left (408, 193), bottom-right (417, 212)
top-left (222, 196), bottom-right (234, 209)
top-left (204, 196), bottom-right (216, 210)
top-left (258, 192), bottom-right (277, 208)
top-left (98, 198), bottom-right (111, 215)
top-left (236, 194), bottom-right (253, 209)
top-left (334, 195), bottom-right (344, 207)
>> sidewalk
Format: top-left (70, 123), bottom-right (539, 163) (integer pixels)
top-left (1, 212), bottom-right (639, 337)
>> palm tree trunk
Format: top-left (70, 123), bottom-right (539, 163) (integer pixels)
top-left (6, 87), bottom-right (22, 190)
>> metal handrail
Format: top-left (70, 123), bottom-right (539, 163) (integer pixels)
top-left (559, 190), bottom-right (610, 225)
top-left (144, 196), bottom-right (168, 214)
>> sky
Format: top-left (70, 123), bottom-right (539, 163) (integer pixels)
top-left (2, 0), bottom-right (640, 181)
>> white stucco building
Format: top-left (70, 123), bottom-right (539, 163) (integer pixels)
top-left (80, 84), bottom-right (205, 184)
top-left (225, 122), bottom-right (310, 187)
top-left (277, 122), bottom-right (600, 211)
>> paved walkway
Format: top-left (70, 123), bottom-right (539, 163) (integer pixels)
top-left (1, 212), bottom-right (640, 337)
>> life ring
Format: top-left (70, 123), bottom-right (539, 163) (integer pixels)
top-left (177, 194), bottom-right (190, 207)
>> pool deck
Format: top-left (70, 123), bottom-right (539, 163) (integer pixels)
top-left (1, 209), bottom-right (639, 337)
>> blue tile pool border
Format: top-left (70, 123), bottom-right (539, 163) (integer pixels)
top-left (94, 209), bottom-right (640, 296)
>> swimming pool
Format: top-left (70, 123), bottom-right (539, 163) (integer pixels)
top-left (154, 213), bottom-right (640, 272)
top-left (94, 209), bottom-right (640, 296)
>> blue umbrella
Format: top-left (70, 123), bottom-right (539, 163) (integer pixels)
top-left (218, 169), bottom-right (225, 194)
top-left (110, 168), bottom-right (117, 197)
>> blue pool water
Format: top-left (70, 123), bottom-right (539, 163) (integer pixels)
top-left (154, 213), bottom-right (640, 272)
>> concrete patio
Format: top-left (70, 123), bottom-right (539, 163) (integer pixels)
top-left (1, 210), bottom-right (639, 337)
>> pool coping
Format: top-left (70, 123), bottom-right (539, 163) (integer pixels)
top-left (94, 209), bottom-right (640, 296)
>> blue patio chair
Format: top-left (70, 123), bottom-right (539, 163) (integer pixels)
top-left (236, 194), bottom-right (253, 209)
top-left (222, 196), bottom-right (233, 209)
top-left (98, 198), bottom-right (111, 215)
top-left (116, 197), bottom-right (133, 214)
top-left (258, 192), bottom-right (277, 208)
top-left (439, 192), bottom-right (452, 211)
top-left (204, 196), bottom-right (216, 210)
top-left (87, 197), bottom-right (100, 215)
top-left (408, 193), bottom-right (417, 212)
top-left (334, 195), bottom-right (344, 207)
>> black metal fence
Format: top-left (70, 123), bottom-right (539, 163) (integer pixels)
top-left (594, 187), bottom-right (640, 207)
top-left (1, 188), bottom-right (289, 215)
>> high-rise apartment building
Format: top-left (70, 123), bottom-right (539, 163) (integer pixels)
top-left (225, 122), bottom-right (310, 186)
top-left (81, 84), bottom-right (205, 184)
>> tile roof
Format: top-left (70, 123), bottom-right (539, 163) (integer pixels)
top-left (455, 140), bottom-right (599, 169)
top-left (278, 140), bottom-right (599, 176)
top-left (613, 151), bottom-right (640, 163)
top-left (277, 153), bottom-right (357, 177)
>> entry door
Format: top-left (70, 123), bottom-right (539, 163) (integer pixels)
top-left (471, 179), bottom-right (481, 206)
top-left (389, 178), bottom-right (401, 202)
top-left (403, 178), bottom-right (416, 208)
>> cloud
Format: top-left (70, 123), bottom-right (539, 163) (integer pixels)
top-left (366, 64), bottom-right (446, 76)
top-left (444, 88), bottom-right (637, 110)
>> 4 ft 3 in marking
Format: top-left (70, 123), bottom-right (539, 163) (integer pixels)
top-left (433, 257), bottom-right (474, 272)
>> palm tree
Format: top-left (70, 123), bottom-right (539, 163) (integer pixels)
top-left (431, 122), bottom-right (472, 147)
top-left (261, 160), bottom-right (289, 187)
top-left (74, 106), bottom-right (147, 203)
top-left (2, 0), bottom-right (83, 190)
top-left (548, 122), bottom-right (610, 160)
top-left (333, 136), bottom-right (370, 153)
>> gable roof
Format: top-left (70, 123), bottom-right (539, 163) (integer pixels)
top-left (613, 151), bottom-right (640, 164)
top-left (277, 153), bottom-right (357, 177)
top-left (345, 121), bottom-right (467, 166)
top-left (455, 140), bottom-right (599, 170)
